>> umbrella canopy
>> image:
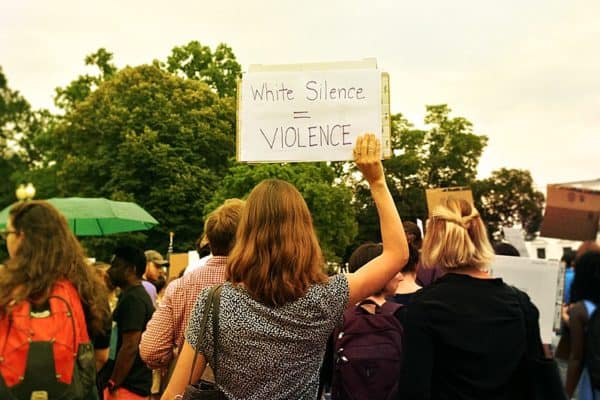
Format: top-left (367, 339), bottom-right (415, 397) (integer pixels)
top-left (0, 197), bottom-right (159, 236)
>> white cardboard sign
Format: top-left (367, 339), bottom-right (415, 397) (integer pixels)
top-left (237, 64), bottom-right (384, 162)
top-left (490, 255), bottom-right (564, 343)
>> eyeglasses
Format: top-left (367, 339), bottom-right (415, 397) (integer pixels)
top-left (0, 229), bottom-right (17, 240)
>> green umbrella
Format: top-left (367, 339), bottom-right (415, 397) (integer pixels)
top-left (0, 197), bottom-right (159, 236)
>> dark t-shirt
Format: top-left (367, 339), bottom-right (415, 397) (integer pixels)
top-left (397, 273), bottom-right (539, 400)
top-left (415, 263), bottom-right (444, 287)
top-left (387, 292), bottom-right (416, 306)
top-left (113, 284), bottom-right (155, 396)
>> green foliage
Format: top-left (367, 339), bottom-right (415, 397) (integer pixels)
top-left (54, 48), bottom-right (117, 111)
top-left (1, 44), bottom-right (546, 261)
top-left (352, 105), bottom-right (489, 244)
top-left (473, 168), bottom-right (545, 239)
top-left (0, 67), bottom-right (52, 209)
top-left (164, 41), bottom-right (241, 98)
top-left (205, 162), bottom-right (357, 262)
top-left (45, 64), bottom-right (236, 253)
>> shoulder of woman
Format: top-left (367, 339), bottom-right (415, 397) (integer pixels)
top-left (568, 301), bottom-right (589, 321)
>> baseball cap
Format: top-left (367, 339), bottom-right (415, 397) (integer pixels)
top-left (145, 250), bottom-right (168, 265)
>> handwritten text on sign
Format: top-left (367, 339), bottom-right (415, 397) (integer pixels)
top-left (239, 69), bottom-right (381, 162)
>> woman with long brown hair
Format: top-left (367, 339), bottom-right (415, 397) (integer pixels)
top-left (0, 200), bottom-right (111, 398)
top-left (162, 134), bottom-right (409, 400)
top-left (0, 200), bottom-right (110, 335)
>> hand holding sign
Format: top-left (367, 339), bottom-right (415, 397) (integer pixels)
top-left (354, 133), bottom-right (383, 186)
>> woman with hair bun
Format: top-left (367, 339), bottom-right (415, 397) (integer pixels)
top-left (397, 198), bottom-right (546, 400)
top-left (162, 133), bottom-right (410, 400)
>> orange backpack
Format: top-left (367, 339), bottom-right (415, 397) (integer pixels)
top-left (0, 280), bottom-right (97, 400)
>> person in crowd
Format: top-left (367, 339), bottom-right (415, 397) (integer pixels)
top-left (562, 249), bottom-right (576, 305)
top-left (106, 245), bottom-right (155, 399)
top-left (564, 251), bottom-right (600, 399)
top-left (184, 235), bottom-right (212, 276)
top-left (397, 197), bottom-right (545, 399)
top-left (91, 261), bottom-right (115, 372)
top-left (493, 241), bottom-right (521, 257)
top-left (386, 243), bottom-right (421, 305)
top-left (140, 198), bottom-right (245, 380)
top-left (143, 250), bottom-right (168, 306)
top-left (326, 242), bottom-right (405, 400)
top-left (344, 242), bottom-right (399, 307)
top-left (576, 241), bottom-right (600, 260)
top-left (0, 200), bottom-right (111, 398)
top-left (161, 133), bottom-right (409, 400)
top-left (409, 220), bottom-right (442, 287)
top-left (557, 245), bottom-right (598, 385)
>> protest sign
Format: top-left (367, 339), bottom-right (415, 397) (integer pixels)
top-left (237, 59), bottom-right (391, 162)
top-left (490, 255), bottom-right (564, 343)
top-left (425, 187), bottom-right (473, 216)
top-left (540, 183), bottom-right (600, 241)
top-left (502, 227), bottom-right (530, 257)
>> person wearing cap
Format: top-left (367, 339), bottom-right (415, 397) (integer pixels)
top-left (142, 250), bottom-right (167, 306)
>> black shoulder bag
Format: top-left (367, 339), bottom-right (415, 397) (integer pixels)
top-left (182, 284), bottom-right (227, 400)
top-left (513, 287), bottom-right (567, 400)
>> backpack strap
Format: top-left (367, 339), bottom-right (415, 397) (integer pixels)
top-left (354, 299), bottom-right (403, 316)
top-left (380, 301), bottom-right (403, 315)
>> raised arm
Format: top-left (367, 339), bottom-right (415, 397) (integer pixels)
top-left (346, 133), bottom-right (409, 305)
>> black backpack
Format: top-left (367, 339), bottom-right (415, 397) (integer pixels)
top-left (331, 299), bottom-right (403, 400)
top-left (585, 301), bottom-right (600, 389)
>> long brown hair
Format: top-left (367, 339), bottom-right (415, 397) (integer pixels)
top-left (226, 179), bottom-right (327, 307)
top-left (0, 201), bottom-right (110, 336)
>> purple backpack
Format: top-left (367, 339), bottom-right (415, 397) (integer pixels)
top-left (331, 299), bottom-right (403, 400)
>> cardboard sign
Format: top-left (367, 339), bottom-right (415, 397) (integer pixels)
top-left (490, 256), bottom-right (564, 343)
top-left (540, 184), bottom-right (600, 241)
top-left (237, 59), bottom-right (391, 162)
top-left (425, 187), bottom-right (474, 216)
top-left (167, 252), bottom-right (188, 280)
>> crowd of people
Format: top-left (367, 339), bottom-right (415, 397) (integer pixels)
top-left (0, 133), bottom-right (598, 400)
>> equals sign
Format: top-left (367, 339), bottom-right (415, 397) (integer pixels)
top-left (293, 111), bottom-right (311, 119)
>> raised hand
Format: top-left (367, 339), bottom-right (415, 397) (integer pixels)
top-left (353, 133), bottom-right (384, 185)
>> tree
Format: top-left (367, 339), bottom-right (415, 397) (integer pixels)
top-left (0, 67), bottom-right (30, 207)
top-left (54, 48), bottom-right (117, 112)
top-left (473, 168), bottom-right (545, 240)
top-left (205, 162), bottom-right (357, 262)
top-left (163, 41), bottom-right (241, 98)
top-left (43, 64), bottom-right (237, 255)
top-left (0, 68), bottom-right (57, 204)
top-left (352, 105), bottom-right (489, 244)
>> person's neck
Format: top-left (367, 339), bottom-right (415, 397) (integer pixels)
top-left (449, 266), bottom-right (491, 279)
top-left (395, 278), bottom-right (422, 294)
top-left (121, 277), bottom-right (142, 291)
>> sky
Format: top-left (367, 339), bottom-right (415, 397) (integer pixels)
top-left (1, 0), bottom-right (599, 189)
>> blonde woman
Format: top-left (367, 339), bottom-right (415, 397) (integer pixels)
top-left (161, 134), bottom-right (409, 400)
top-left (397, 198), bottom-right (545, 400)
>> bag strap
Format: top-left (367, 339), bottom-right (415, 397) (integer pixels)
top-left (355, 299), bottom-right (403, 315)
top-left (210, 284), bottom-right (223, 381)
top-left (188, 284), bottom-right (222, 385)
